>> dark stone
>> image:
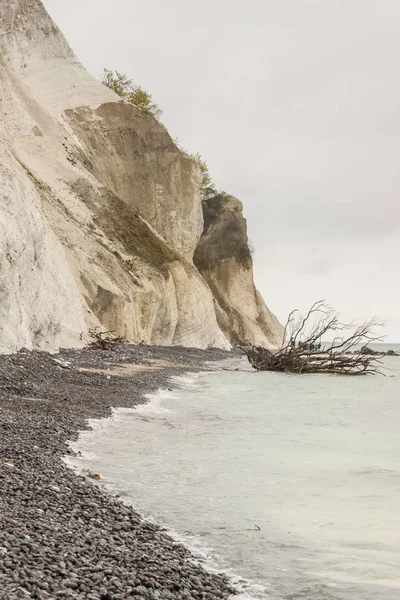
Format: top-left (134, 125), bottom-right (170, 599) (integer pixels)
top-left (0, 345), bottom-right (236, 600)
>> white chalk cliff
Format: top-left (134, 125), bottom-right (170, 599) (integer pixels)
top-left (0, 0), bottom-right (282, 353)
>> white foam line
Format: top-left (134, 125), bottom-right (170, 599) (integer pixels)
top-left (65, 366), bottom-right (269, 598)
top-left (111, 498), bottom-right (269, 600)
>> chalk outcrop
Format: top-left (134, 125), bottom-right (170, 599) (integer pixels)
top-left (0, 0), bottom-right (282, 353)
top-left (195, 194), bottom-right (283, 348)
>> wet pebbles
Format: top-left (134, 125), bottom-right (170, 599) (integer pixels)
top-left (0, 345), bottom-right (236, 600)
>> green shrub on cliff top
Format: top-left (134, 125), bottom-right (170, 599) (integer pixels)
top-left (101, 68), bottom-right (162, 118)
top-left (102, 69), bottom-right (216, 197)
top-left (173, 140), bottom-right (216, 198)
top-left (192, 153), bottom-right (215, 197)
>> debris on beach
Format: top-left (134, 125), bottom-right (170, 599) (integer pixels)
top-left (80, 327), bottom-right (127, 351)
top-left (51, 357), bottom-right (71, 369)
top-left (243, 300), bottom-right (384, 376)
top-left (82, 468), bottom-right (101, 480)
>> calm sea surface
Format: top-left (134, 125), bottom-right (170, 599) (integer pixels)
top-left (71, 348), bottom-right (400, 599)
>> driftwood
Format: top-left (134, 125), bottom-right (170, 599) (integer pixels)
top-left (80, 328), bottom-right (126, 350)
top-left (243, 300), bottom-right (384, 376)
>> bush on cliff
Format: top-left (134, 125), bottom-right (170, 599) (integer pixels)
top-left (102, 69), bottom-right (215, 197)
top-left (192, 153), bottom-right (215, 197)
top-left (173, 142), bottom-right (216, 198)
top-left (101, 68), bottom-right (162, 118)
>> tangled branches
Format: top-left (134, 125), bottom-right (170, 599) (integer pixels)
top-left (80, 328), bottom-right (127, 351)
top-left (244, 300), bottom-right (384, 376)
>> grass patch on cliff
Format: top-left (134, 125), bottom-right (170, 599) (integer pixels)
top-left (101, 196), bottom-right (177, 271)
top-left (18, 161), bottom-right (78, 225)
top-left (71, 180), bottom-right (177, 273)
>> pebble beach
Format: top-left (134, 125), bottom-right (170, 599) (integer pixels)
top-left (0, 345), bottom-right (237, 600)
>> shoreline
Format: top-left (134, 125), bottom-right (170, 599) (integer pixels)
top-left (0, 344), bottom-right (239, 600)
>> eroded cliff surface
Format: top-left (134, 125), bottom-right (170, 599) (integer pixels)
top-left (194, 194), bottom-right (283, 348)
top-left (0, 0), bottom-right (281, 353)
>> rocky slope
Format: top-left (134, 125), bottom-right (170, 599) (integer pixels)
top-left (0, 0), bottom-right (282, 353)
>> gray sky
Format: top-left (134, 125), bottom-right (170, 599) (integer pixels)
top-left (45, 0), bottom-right (400, 340)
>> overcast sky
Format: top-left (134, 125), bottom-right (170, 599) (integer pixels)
top-left (44, 0), bottom-right (400, 340)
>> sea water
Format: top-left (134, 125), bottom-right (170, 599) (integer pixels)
top-left (71, 350), bottom-right (400, 599)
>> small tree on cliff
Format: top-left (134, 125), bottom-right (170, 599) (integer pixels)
top-left (102, 70), bottom-right (215, 197)
top-left (101, 68), bottom-right (162, 118)
top-left (173, 140), bottom-right (216, 198)
top-left (192, 153), bottom-right (216, 198)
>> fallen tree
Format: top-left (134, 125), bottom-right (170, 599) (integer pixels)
top-left (243, 300), bottom-right (384, 375)
top-left (80, 328), bottom-right (126, 350)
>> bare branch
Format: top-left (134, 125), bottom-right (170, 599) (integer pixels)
top-left (84, 327), bottom-right (127, 351)
top-left (280, 309), bottom-right (298, 351)
top-left (244, 302), bottom-right (386, 376)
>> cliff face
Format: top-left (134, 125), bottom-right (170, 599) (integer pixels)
top-left (0, 0), bottom-right (282, 353)
top-left (194, 194), bottom-right (283, 348)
